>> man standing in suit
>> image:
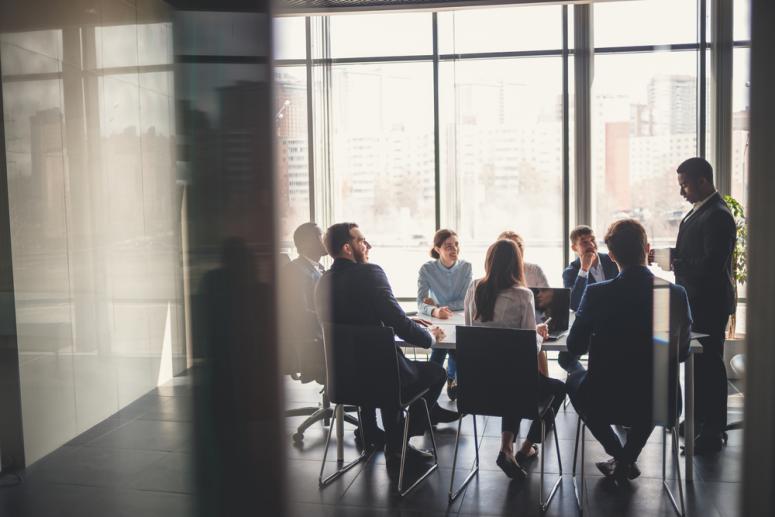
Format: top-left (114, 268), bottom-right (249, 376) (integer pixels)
top-left (315, 222), bottom-right (459, 468)
top-left (672, 157), bottom-right (736, 453)
top-left (559, 225), bottom-right (620, 371)
top-left (566, 219), bottom-right (692, 482)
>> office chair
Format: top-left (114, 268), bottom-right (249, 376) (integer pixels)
top-left (449, 326), bottom-right (563, 513)
top-left (571, 331), bottom-right (686, 517)
top-left (319, 324), bottom-right (439, 496)
top-left (283, 334), bottom-right (359, 443)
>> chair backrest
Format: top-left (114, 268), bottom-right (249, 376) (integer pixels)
top-left (586, 330), bottom-right (654, 425)
top-left (322, 323), bottom-right (401, 407)
top-left (456, 325), bottom-right (540, 419)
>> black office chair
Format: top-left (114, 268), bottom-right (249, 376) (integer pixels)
top-left (282, 332), bottom-right (359, 443)
top-left (571, 331), bottom-right (686, 517)
top-left (319, 324), bottom-right (439, 496)
top-left (449, 326), bottom-right (563, 513)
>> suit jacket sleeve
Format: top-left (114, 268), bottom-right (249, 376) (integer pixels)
top-left (674, 208), bottom-right (736, 282)
top-left (372, 265), bottom-right (433, 348)
top-left (563, 262), bottom-right (588, 311)
top-left (567, 286), bottom-right (594, 356)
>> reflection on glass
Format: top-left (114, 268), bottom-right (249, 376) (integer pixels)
top-left (439, 58), bottom-right (564, 285)
top-left (330, 12), bottom-right (432, 58)
top-left (275, 67), bottom-right (310, 244)
top-left (438, 5), bottom-right (562, 54)
top-left (594, 0), bottom-right (697, 47)
top-left (591, 51), bottom-right (698, 248)
top-left (330, 62), bottom-right (435, 296)
top-left (1, 19), bottom-right (182, 464)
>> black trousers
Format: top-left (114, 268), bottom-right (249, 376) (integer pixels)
top-left (361, 360), bottom-right (446, 449)
top-left (502, 375), bottom-right (566, 444)
top-left (566, 367), bottom-right (653, 465)
top-left (691, 308), bottom-right (730, 435)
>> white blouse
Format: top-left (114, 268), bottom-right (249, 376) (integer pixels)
top-left (464, 280), bottom-right (541, 350)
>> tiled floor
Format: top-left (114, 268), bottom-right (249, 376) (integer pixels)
top-left (0, 371), bottom-right (743, 516)
top-left (284, 364), bottom-right (744, 517)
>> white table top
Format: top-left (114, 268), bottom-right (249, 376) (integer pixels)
top-left (399, 311), bottom-right (704, 353)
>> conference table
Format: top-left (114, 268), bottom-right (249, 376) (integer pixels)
top-left (333, 311), bottom-right (704, 483)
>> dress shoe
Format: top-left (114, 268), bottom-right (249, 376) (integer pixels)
top-left (626, 462), bottom-right (641, 480)
top-left (595, 458), bottom-right (617, 478)
top-left (430, 405), bottom-right (460, 425)
top-left (496, 451), bottom-right (527, 481)
top-left (446, 379), bottom-right (458, 401)
top-left (385, 444), bottom-right (434, 468)
top-left (354, 427), bottom-right (385, 451)
top-left (694, 433), bottom-right (723, 455)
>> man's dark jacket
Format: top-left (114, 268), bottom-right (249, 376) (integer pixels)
top-left (673, 192), bottom-right (737, 317)
top-left (562, 252), bottom-right (620, 311)
top-left (567, 266), bottom-right (693, 422)
top-left (314, 258), bottom-right (432, 386)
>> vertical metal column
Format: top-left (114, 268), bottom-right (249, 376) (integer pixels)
top-left (432, 13), bottom-right (441, 231)
top-left (709, 0), bottom-right (733, 194)
top-left (573, 4), bottom-right (593, 227)
top-left (562, 5), bottom-right (571, 266)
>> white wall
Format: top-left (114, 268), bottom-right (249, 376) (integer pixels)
top-left (1, 0), bottom-right (186, 464)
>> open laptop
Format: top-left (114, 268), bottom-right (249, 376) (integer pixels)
top-left (529, 287), bottom-right (571, 340)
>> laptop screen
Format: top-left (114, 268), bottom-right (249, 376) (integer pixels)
top-left (529, 288), bottom-right (570, 334)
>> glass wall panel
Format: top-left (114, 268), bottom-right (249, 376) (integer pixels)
top-left (731, 47), bottom-right (750, 208)
top-left (329, 62), bottom-right (435, 297)
top-left (594, 0), bottom-right (697, 47)
top-left (330, 12), bottom-right (432, 58)
top-left (439, 57), bottom-right (565, 286)
top-left (437, 5), bottom-right (562, 54)
top-left (734, 0), bottom-right (751, 42)
top-left (591, 51), bottom-right (698, 250)
top-left (273, 16), bottom-right (306, 61)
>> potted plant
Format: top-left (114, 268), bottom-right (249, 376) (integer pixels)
top-left (723, 194), bottom-right (747, 379)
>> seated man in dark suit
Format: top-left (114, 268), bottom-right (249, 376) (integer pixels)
top-left (565, 219), bottom-right (692, 483)
top-left (282, 222), bottom-right (382, 448)
top-left (559, 225), bottom-right (620, 371)
top-left (315, 222), bottom-right (459, 467)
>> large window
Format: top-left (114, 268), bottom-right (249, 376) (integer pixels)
top-left (591, 0), bottom-right (698, 250)
top-left (330, 62), bottom-right (435, 296)
top-left (591, 52), bottom-right (698, 248)
top-left (440, 57), bottom-right (565, 285)
top-left (273, 1), bottom-right (746, 298)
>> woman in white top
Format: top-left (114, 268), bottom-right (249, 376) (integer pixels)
top-left (464, 239), bottom-right (566, 480)
top-left (497, 230), bottom-right (549, 287)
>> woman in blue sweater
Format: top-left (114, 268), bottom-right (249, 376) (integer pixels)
top-left (417, 229), bottom-right (472, 400)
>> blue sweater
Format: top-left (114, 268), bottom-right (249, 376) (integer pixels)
top-left (417, 259), bottom-right (473, 316)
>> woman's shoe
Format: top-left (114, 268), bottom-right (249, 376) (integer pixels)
top-left (515, 443), bottom-right (538, 464)
top-left (496, 451), bottom-right (527, 481)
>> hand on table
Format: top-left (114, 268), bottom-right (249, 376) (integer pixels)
top-left (431, 326), bottom-right (446, 342)
top-left (433, 306), bottom-right (453, 319)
